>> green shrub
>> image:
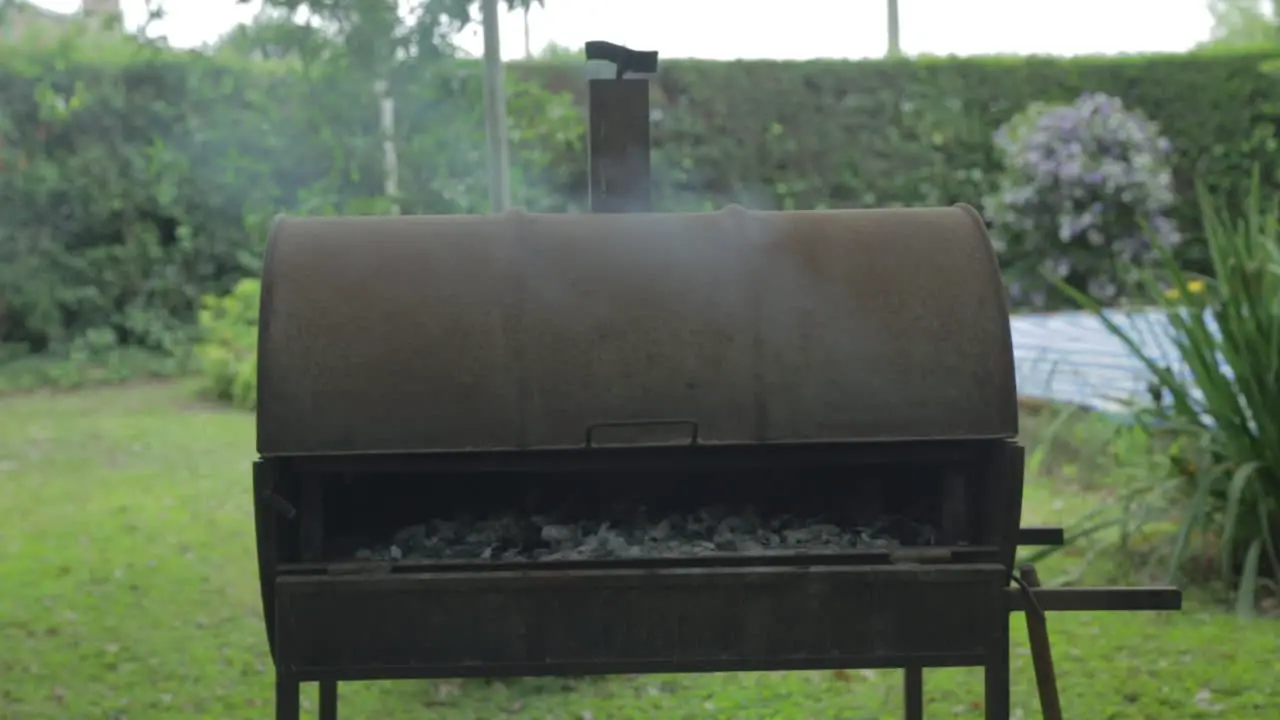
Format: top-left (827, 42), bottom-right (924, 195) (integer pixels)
top-left (195, 278), bottom-right (260, 410)
top-left (0, 36), bottom-right (583, 377)
top-left (0, 37), bottom-right (242, 357)
top-left (983, 92), bottom-right (1181, 309)
top-left (1062, 173), bottom-right (1280, 616)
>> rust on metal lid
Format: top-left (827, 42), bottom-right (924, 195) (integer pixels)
top-left (255, 204), bottom-right (1018, 456)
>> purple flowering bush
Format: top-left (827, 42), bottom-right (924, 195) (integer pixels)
top-left (983, 92), bottom-right (1181, 309)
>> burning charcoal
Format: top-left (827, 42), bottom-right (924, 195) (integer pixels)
top-left (351, 502), bottom-right (945, 563)
top-left (856, 528), bottom-right (885, 548)
top-left (512, 518), bottom-right (543, 550)
top-left (691, 535), bottom-right (721, 550)
top-left (429, 519), bottom-right (461, 544)
top-left (782, 528), bottom-right (817, 546)
top-left (808, 524), bottom-right (843, 541)
top-left (647, 517), bottom-right (673, 541)
top-left (541, 524), bottom-right (578, 545)
top-left (414, 537), bottom-right (446, 559)
top-left (684, 511), bottom-right (713, 538)
top-left (491, 522), bottom-right (513, 544)
top-left (391, 517), bottom-right (427, 540)
top-left (442, 543), bottom-right (482, 559)
top-left (715, 515), bottom-right (750, 537)
top-left (394, 524), bottom-right (427, 549)
top-left (602, 529), bottom-right (634, 557)
top-left (579, 536), bottom-right (612, 559)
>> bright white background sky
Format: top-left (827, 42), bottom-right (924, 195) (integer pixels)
top-left (31, 0), bottom-right (1215, 59)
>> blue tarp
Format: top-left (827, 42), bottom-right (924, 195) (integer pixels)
top-left (1010, 309), bottom-right (1200, 414)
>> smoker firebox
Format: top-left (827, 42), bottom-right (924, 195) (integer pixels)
top-left (261, 442), bottom-right (1017, 678)
top-left (257, 442), bottom-right (1027, 714)
top-left (251, 41), bottom-right (1182, 720)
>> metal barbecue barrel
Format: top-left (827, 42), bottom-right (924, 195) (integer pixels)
top-left (256, 204), bottom-right (1017, 456)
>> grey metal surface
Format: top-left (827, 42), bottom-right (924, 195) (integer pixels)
top-left (273, 564), bottom-right (1009, 679)
top-left (256, 205), bottom-right (1018, 456)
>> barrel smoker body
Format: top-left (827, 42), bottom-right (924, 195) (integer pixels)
top-left (251, 204), bottom-right (1044, 718)
top-left (257, 204), bottom-right (1018, 454)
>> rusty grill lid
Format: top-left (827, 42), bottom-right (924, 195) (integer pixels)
top-left (255, 205), bottom-right (1018, 456)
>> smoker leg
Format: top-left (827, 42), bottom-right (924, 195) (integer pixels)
top-left (275, 673), bottom-right (300, 720)
top-left (984, 620), bottom-right (1011, 720)
top-left (319, 680), bottom-right (338, 720)
top-left (1019, 565), bottom-right (1063, 720)
top-left (904, 665), bottom-right (924, 720)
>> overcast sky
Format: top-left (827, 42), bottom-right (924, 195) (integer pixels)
top-left (31, 0), bottom-right (1215, 59)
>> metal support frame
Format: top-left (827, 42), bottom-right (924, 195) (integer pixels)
top-left (274, 677), bottom-right (336, 720)
top-left (899, 529), bottom-right (1179, 719)
top-left (1019, 565), bottom-right (1063, 720)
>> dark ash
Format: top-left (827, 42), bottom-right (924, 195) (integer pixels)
top-left (352, 506), bottom-right (940, 563)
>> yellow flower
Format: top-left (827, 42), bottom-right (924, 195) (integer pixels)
top-left (1163, 279), bottom-right (1206, 301)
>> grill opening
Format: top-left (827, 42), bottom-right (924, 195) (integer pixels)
top-left (273, 452), bottom-right (996, 567)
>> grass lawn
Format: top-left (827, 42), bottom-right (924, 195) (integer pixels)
top-left (1, 381), bottom-right (1277, 719)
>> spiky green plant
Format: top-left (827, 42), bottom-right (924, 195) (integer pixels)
top-left (1059, 172), bottom-right (1280, 617)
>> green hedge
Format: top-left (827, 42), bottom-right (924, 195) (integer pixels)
top-left (516, 49), bottom-right (1280, 246)
top-left (8, 38), bottom-right (1280, 385)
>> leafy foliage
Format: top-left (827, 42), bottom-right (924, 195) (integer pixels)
top-left (0, 32), bottom-right (583, 372)
top-left (1061, 175), bottom-right (1280, 616)
top-left (983, 92), bottom-right (1181, 309)
top-left (0, 36), bottom-right (254, 359)
top-left (195, 277), bottom-right (260, 409)
top-left (1204, 0), bottom-right (1280, 48)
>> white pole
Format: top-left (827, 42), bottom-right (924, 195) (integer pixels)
top-left (519, 4), bottom-right (529, 58)
top-left (887, 0), bottom-right (901, 57)
top-left (481, 0), bottom-right (512, 212)
top-left (374, 79), bottom-right (400, 215)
